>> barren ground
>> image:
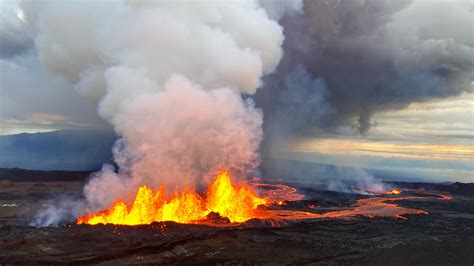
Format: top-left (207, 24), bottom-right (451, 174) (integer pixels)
top-left (0, 180), bottom-right (473, 265)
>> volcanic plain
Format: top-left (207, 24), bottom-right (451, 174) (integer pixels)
top-left (0, 170), bottom-right (473, 265)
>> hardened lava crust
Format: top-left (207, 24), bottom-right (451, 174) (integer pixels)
top-left (0, 180), bottom-right (473, 265)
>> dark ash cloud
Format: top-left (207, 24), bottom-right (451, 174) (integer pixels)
top-left (0, 1), bottom-right (33, 58)
top-left (254, 0), bottom-right (473, 136)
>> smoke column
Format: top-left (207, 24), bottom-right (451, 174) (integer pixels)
top-left (252, 0), bottom-right (473, 193)
top-left (255, 0), bottom-right (473, 136)
top-left (23, 0), bottom-right (301, 214)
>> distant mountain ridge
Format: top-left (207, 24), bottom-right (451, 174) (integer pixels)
top-left (0, 168), bottom-right (91, 182)
top-left (0, 130), bottom-right (450, 183)
top-left (0, 130), bottom-right (116, 171)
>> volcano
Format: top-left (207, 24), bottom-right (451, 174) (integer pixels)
top-left (2, 0), bottom-right (472, 264)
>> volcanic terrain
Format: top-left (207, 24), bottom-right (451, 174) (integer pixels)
top-left (0, 170), bottom-right (473, 265)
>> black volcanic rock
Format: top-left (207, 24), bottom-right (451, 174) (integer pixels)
top-left (0, 180), bottom-right (473, 264)
top-left (205, 212), bottom-right (230, 224)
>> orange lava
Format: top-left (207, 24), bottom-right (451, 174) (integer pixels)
top-left (260, 195), bottom-right (430, 221)
top-left (438, 193), bottom-right (453, 200)
top-left (319, 197), bottom-right (428, 220)
top-left (77, 171), bottom-right (267, 225)
top-left (387, 189), bottom-right (401, 195)
top-left (78, 172), bottom-right (447, 226)
top-left (254, 182), bottom-right (305, 203)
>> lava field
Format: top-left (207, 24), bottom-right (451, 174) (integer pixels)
top-left (0, 180), bottom-right (473, 265)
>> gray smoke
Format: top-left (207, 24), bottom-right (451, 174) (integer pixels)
top-left (0, 1), bottom-right (32, 58)
top-left (328, 167), bottom-right (387, 195)
top-left (254, 0), bottom-right (473, 136)
top-left (23, 0), bottom-right (301, 225)
top-left (259, 65), bottom-right (336, 139)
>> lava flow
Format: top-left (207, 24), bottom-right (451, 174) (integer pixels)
top-left (320, 196), bottom-right (429, 220)
top-left (77, 171), bottom-right (268, 225)
top-left (387, 189), bottom-right (401, 195)
top-left (77, 172), bottom-right (447, 226)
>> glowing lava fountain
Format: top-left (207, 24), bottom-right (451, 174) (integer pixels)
top-left (77, 171), bottom-right (268, 225)
top-left (387, 189), bottom-right (401, 195)
top-left (77, 172), bottom-right (439, 226)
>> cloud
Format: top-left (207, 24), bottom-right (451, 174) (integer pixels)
top-left (0, 1), bottom-right (106, 133)
top-left (259, 0), bottom-right (302, 20)
top-left (22, 0), bottom-right (296, 213)
top-left (0, 0), bottom-right (33, 58)
top-left (267, 92), bottom-right (474, 182)
top-left (372, 92), bottom-right (474, 144)
top-left (0, 50), bottom-right (108, 135)
top-left (257, 65), bottom-right (335, 140)
top-left (254, 0), bottom-right (473, 136)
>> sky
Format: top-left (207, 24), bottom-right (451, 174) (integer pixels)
top-left (0, 50), bottom-right (110, 135)
top-left (0, 0), bottom-right (472, 183)
top-left (0, 0), bottom-right (108, 135)
top-left (271, 92), bottom-right (473, 182)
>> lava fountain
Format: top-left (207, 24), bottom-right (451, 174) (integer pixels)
top-left (387, 189), bottom-right (402, 195)
top-left (77, 171), bottom-right (443, 226)
top-left (77, 171), bottom-right (269, 225)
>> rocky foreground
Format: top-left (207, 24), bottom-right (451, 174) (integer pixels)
top-left (0, 181), bottom-right (473, 265)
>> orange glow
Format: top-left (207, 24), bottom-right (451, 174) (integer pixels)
top-left (77, 171), bottom-right (443, 226)
top-left (438, 194), bottom-right (453, 200)
top-left (284, 138), bottom-right (474, 162)
top-left (319, 196), bottom-right (428, 219)
top-left (387, 189), bottom-right (401, 195)
top-left (205, 172), bottom-right (267, 222)
top-left (77, 171), bottom-right (268, 225)
top-left (254, 182), bottom-right (304, 203)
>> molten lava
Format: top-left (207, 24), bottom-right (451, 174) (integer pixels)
top-left (387, 189), bottom-right (401, 195)
top-left (77, 171), bottom-right (267, 225)
top-left (320, 197), bottom-right (428, 219)
top-left (77, 172), bottom-right (445, 226)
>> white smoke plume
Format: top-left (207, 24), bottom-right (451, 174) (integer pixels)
top-left (84, 76), bottom-right (264, 209)
top-left (328, 167), bottom-right (388, 195)
top-left (23, 0), bottom-right (301, 219)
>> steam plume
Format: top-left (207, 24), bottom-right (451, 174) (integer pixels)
top-left (23, 0), bottom-right (300, 215)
